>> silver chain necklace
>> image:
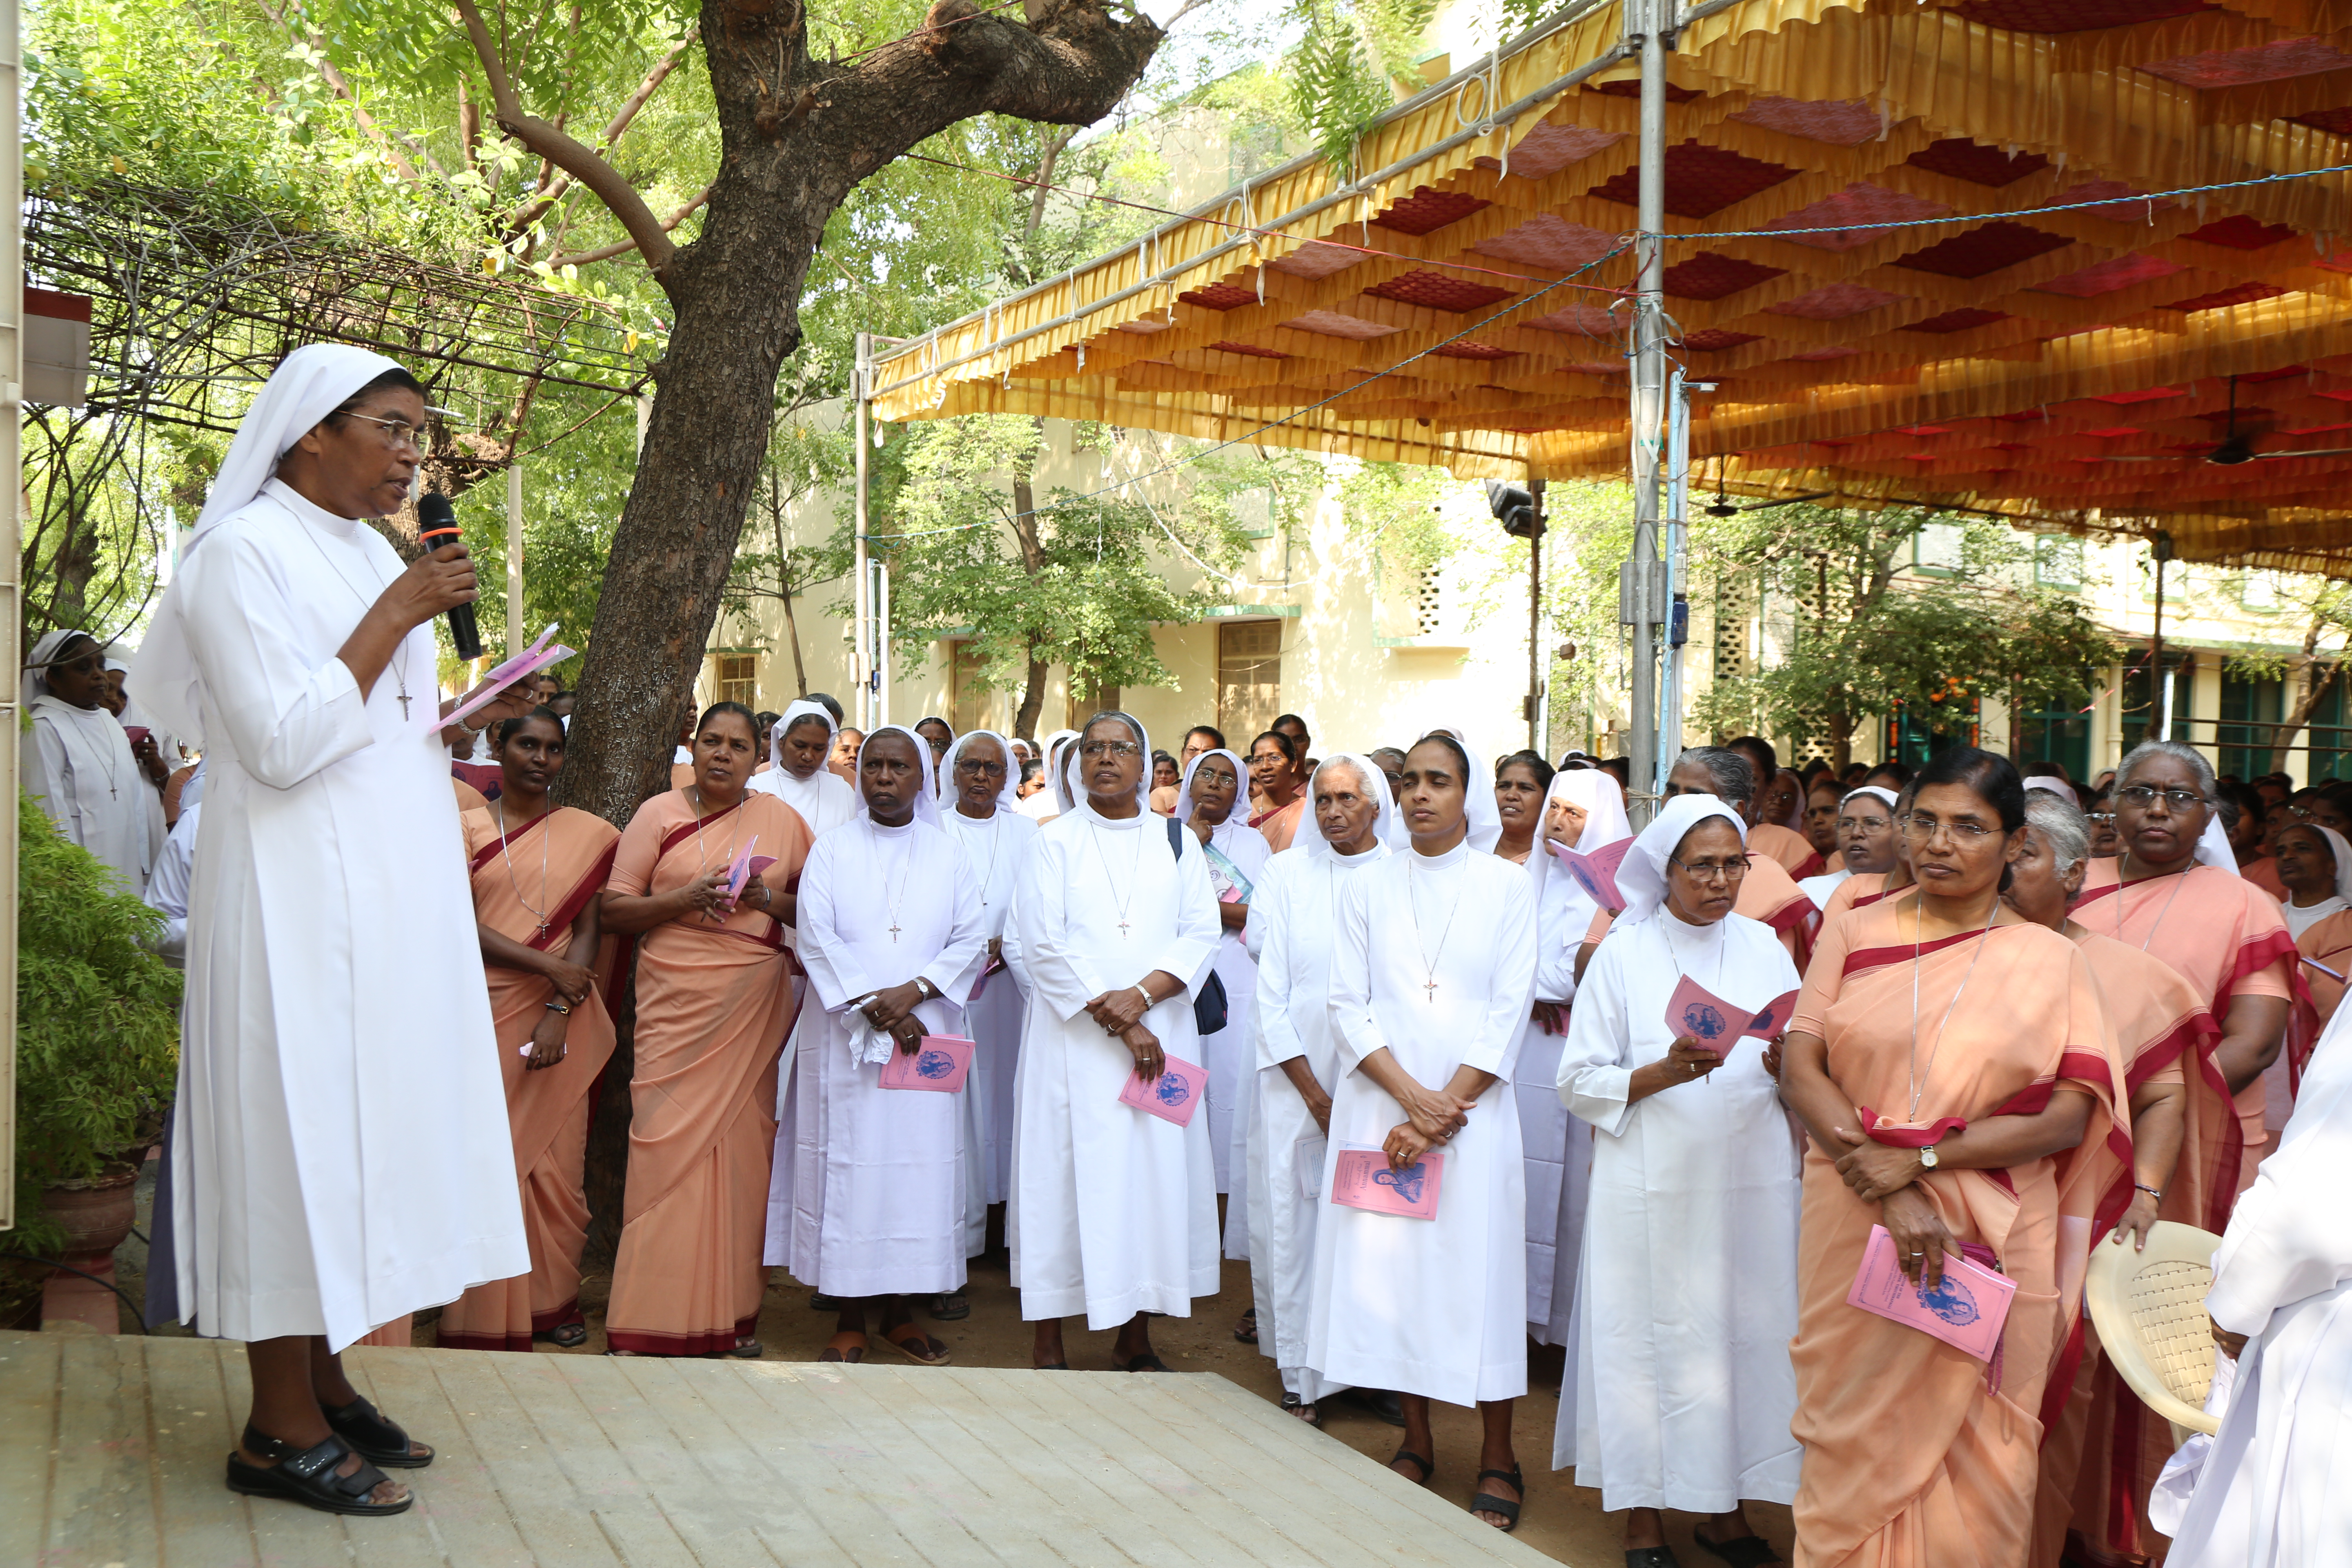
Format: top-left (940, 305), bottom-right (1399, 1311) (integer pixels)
top-left (2116, 862), bottom-right (2190, 953)
top-left (1407, 852), bottom-right (1468, 1003)
top-left (1087, 816), bottom-right (1150, 938)
top-left (1909, 900), bottom-right (2000, 1120)
top-left (287, 499), bottom-right (413, 720)
top-left (493, 800), bottom-right (555, 937)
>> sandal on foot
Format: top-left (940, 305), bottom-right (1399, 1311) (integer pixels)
top-left (1470, 1465), bottom-right (1523, 1532)
top-left (1691, 1530), bottom-right (1783, 1568)
top-left (534, 1321), bottom-right (588, 1349)
top-left (1343, 1386), bottom-right (1407, 1426)
top-left (808, 1293), bottom-right (844, 1312)
top-left (321, 1395), bottom-right (432, 1469)
top-left (930, 1291), bottom-right (971, 1322)
top-left (1625, 1550), bottom-right (1682, 1568)
top-left (1279, 1392), bottom-right (1322, 1428)
top-left (1234, 1306), bottom-right (1258, 1344)
top-left (882, 1324), bottom-right (953, 1366)
top-left (226, 1427), bottom-right (410, 1517)
top-left (1387, 1448), bottom-right (1435, 1485)
top-left (714, 1337), bottom-right (764, 1360)
top-left (817, 1331), bottom-right (868, 1363)
top-left (1118, 1352), bottom-right (1173, 1373)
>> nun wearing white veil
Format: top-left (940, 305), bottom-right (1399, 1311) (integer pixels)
top-left (1010, 709), bottom-right (1222, 1371)
top-left (23, 628), bottom-right (165, 893)
top-left (1241, 752), bottom-right (1393, 1421)
top-left (1172, 747), bottom-right (1273, 1217)
top-left (935, 728), bottom-right (1040, 1257)
top-left (129, 344), bottom-right (529, 1515)
top-left (1551, 794), bottom-right (1804, 1556)
top-left (747, 698), bottom-right (859, 848)
top-left (1514, 766), bottom-right (1634, 1348)
top-left (768, 724), bottom-right (988, 1364)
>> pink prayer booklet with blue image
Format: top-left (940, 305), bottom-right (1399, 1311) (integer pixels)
top-left (1550, 837), bottom-right (1632, 909)
top-left (1117, 1053), bottom-right (1205, 1126)
top-left (1845, 1223), bottom-right (2016, 1361)
top-left (1663, 975), bottom-right (1802, 1049)
top-left (1330, 1145), bottom-right (1444, 1219)
top-left (878, 1033), bottom-right (975, 1093)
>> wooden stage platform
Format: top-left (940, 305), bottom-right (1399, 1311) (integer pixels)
top-left (1, 1329), bottom-right (1572, 1567)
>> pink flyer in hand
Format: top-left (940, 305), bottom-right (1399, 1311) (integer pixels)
top-left (1550, 837), bottom-right (1631, 909)
top-left (1664, 976), bottom-right (1801, 1049)
top-left (878, 1034), bottom-right (975, 1093)
top-left (1845, 1224), bottom-right (2016, 1361)
top-left (418, 624), bottom-right (575, 734)
top-left (1117, 1053), bottom-right (1205, 1126)
top-left (722, 837), bottom-right (763, 903)
top-left (1330, 1146), bottom-right (1444, 1219)
top-left (1742, 988), bottom-right (1801, 1040)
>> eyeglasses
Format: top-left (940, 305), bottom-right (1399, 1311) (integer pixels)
top-left (1079, 740), bottom-right (1141, 760)
top-left (1836, 814), bottom-right (1892, 832)
top-left (1667, 855), bottom-right (1749, 882)
top-left (341, 411), bottom-right (426, 453)
top-left (955, 758), bottom-right (1007, 778)
top-left (1901, 813), bottom-right (1998, 842)
top-left (2116, 785), bottom-right (2206, 811)
top-left (2087, 811), bottom-right (2117, 824)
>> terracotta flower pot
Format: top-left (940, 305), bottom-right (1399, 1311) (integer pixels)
top-left (41, 1164), bottom-right (140, 1265)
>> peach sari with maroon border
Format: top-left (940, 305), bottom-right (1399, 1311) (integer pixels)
top-left (1787, 903), bottom-right (2123, 1568)
top-left (601, 790), bottom-right (811, 1356)
top-left (437, 806), bottom-right (620, 1351)
top-left (2031, 933), bottom-right (2217, 1567)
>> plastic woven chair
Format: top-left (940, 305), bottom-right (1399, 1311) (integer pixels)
top-left (2083, 1219), bottom-right (2225, 1446)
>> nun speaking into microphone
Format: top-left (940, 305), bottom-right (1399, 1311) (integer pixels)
top-left (131, 345), bottom-right (537, 1517)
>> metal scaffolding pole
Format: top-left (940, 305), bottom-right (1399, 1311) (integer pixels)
top-left (853, 331), bottom-right (873, 731)
top-left (1661, 370), bottom-right (1695, 771)
top-left (505, 461), bottom-right (525, 658)
top-left (1621, 0), bottom-right (1672, 822)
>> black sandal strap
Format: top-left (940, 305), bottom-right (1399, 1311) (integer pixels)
top-left (235, 1428), bottom-right (400, 1509)
top-left (323, 1396), bottom-right (430, 1467)
top-left (1691, 1532), bottom-right (1782, 1568)
top-left (1472, 1467), bottom-right (1524, 1527)
top-left (1388, 1448), bottom-right (1434, 1483)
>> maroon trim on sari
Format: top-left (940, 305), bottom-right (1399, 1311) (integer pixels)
top-left (2071, 878), bottom-right (2120, 912)
top-left (1855, 1110), bottom-right (1968, 1147)
top-left (435, 1325), bottom-right (534, 1353)
top-left (531, 1296), bottom-right (585, 1335)
top-left (657, 796), bottom-right (746, 857)
top-left (1842, 926), bottom-right (1998, 980)
top-left (604, 1310), bottom-right (761, 1358)
top-left (528, 841), bottom-right (619, 953)
top-left (2125, 1011), bottom-right (2215, 1094)
top-left (1851, 886), bottom-right (1893, 911)
top-left (1791, 851), bottom-right (1827, 880)
top-left (467, 809), bottom-right (552, 873)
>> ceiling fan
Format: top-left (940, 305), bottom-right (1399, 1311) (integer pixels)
top-left (2103, 375), bottom-right (2352, 466)
top-left (1702, 460), bottom-right (1832, 517)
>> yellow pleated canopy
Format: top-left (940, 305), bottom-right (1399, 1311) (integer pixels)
top-left (870, 0), bottom-right (2352, 571)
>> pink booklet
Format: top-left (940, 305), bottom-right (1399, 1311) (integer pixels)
top-left (722, 836), bottom-right (762, 902)
top-left (1550, 837), bottom-right (1631, 909)
top-left (967, 953), bottom-right (1005, 1001)
top-left (1663, 975), bottom-right (1801, 1049)
top-left (1117, 1052), bottom-right (1205, 1126)
top-left (1330, 1145), bottom-right (1444, 1219)
top-left (1845, 1223), bottom-right (2016, 1361)
top-left (878, 1033), bottom-right (975, 1093)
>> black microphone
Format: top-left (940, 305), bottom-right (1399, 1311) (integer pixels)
top-left (417, 490), bottom-right (481, 661)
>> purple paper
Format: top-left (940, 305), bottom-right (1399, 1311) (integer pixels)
top-left (1117, 1052), bottom-right (1205, 1126)
top-left (722, 835), bottom-right (760, 902)
top-left (422, 624), bottom-right (575, 734)
top-left (879, 1033), bottom-right (975, 1093)
top-left (1551, 837), bottom-right (1631, 909)
top-left (1846, 1224), bottom-right (2016, 1361)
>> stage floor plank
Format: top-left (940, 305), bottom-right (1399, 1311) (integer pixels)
top-left (1, 1330), bottom-right (1576, 1567)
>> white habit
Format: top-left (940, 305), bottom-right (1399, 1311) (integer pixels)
top-left (749, 761), bottom-right (859, 842)
top-left (1550, 795), bottom-right (1804, 1511)
top-left (1173, 748), bottom-right (1272, 1225)
top-left (138, 467), bottom-right (524, 1349)
top-left (2161, 996), bottom-right (2352, 1568)
top-left (1242, 751), bottom-right (1394, 1405)
top-left (770, 809), bottom-right (987, 1296)
top-left (1306, 838), bottom-right (1537, 1404)
top-left (938, 747), bottom-right (1040, 1256)
top-left (24, 630), bottom-right (165, 895)
top-left (1009, 797), bottom-right (1223, 1327)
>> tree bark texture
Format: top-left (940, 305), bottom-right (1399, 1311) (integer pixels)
top-left (551, 0), bottom-right (1164, 827)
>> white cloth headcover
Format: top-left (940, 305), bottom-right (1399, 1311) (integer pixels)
top-left (1060, 713), bottom-right (1152, 813)
top-left (1559, 766), bottom-right (1635, 853)
top-left (24, 628), bottom-right (96, 703)
top-left (1615, 794), bottom-right (1748, 927)
top-left (2194, 811), bottom-right (2240, 872)
top-left (1174, 749), bottom-right (1250, 826)
top-left (1417, 724), bottom-right (1502, 851)
top-left (1301, 754), bottom-right (1396, 858)
top-left (855, 724), bottom-right (941, 829)
top-left (2293, 824), bottom-right (2352, 906)
top-left (937, 728), bottom-right (1021, 815)
top-left (1777, 771), bottom-right (1806, 831)
top-left (770, 699), bottom-right (838, 775)
top-left (2024, 776), bottom-right (2080, 807)
top-left (1041, 728), bottom-right (1081, 813)
top-left (1846, 785), bottom-right (1900, 815)
top-left (130, 344), bottom-right (408, 746)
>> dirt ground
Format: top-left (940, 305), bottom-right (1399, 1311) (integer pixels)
top-left (115, 1167), bottom-right (1794, 1567)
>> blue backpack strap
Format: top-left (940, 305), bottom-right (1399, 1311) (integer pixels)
top-left (1165, 815), bottom-right (1185, 860)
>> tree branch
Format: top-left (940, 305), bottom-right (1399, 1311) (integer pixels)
top-left (255, 0), bottom-right (449, 184)
top-left (455, 0), bottom-right (684, 277)
top-left (508, 27), bottom-right (700, 235)
top-left (550, 186), bottom-right (713, 267)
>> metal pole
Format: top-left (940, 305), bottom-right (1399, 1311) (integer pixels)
top-left (853, 331), bottom-right (873, 731)
top-left (2152, 532), bottom-right (2169, 742)
top-left (0, 0), bottom-right (21, 1231)
top-left (1662, 370), bottom-right (1693, 769)
top-left (876, 561), bottom-right (891, 730)
top-left (1624, 0), bottom-right (1670, 821)
top-left (505, 460), bottom-right (525, 657)
top-left (1528, 477), bottom-right (1546, 754)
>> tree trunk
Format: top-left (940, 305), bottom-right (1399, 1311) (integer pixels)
top-left (1015, 642), bottom-right (1049, 742)
top-left (772, 476), bottom-right (807, 697)
top-left (1827, 705), bottom-right (1854, 771)
top-left (2268, 661), bottom-right (2339, 771)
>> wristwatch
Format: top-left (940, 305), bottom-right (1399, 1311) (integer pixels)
top-left (1919, 1142), bottom-right (1941, 1170)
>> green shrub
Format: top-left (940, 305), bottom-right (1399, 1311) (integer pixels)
top-left (13, 789), bottom-right (180, 1251)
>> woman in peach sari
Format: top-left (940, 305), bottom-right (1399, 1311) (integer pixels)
top-left (1778, 748), bottom-right (2121, 1568)
top-left (601, 702), bottom-right (812, 1356)
top-left (439, 708), bottom-right (620, 1352)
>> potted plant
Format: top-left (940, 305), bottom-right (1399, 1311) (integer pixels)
top-left (14, 791), bottom-right (181, 1267)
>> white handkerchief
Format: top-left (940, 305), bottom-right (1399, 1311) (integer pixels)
top-left (1296, 1135), bottom-right (1327, 1199)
